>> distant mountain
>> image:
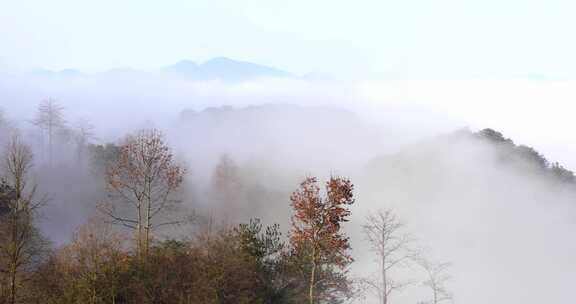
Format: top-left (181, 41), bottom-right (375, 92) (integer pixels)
top-left (472, 128), bottom-right (575, 183)
top-left (176, 104), bottom-right (383, 170)
top-left (366, 128), bottom-right (575, 186)
top-left (162, 60), bottom-right (199, 77)
top-left (162, 57), bottom-right (293, 81)
top-left (29, 57), bottom-right (294, 82)
top-left (31, 68), bottom-right (83, 78)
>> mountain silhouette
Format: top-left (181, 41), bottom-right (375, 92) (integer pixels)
top-left (162, 57), bottom-right (292, 81)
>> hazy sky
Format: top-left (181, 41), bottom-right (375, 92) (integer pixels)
top-left (2, 0), bottom-right (576, 168)
top-left (1, 0), bottom-right (575, 79)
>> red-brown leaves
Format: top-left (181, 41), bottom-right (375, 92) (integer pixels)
top-left (289, 176), bottom-right (355, 269)
top-left (288, 176), bottom-right (355, 303)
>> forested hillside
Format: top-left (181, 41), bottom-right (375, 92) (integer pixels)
top-left (0, 102), bottom-right (575, 303)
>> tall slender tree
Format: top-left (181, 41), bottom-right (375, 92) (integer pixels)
top-left (99, 129), bottom-right (184, 261)
top-left (289, 176), bottom-right (355, 304)
top-left (363, 209), bottom-right (416, 304)
top-left (0, 134), bottom-right (47, 304)
top-left (73, 118), bottom-right (96, 166)
top-left (416, 256), bottom-right (452, 304)
top-left (209, 154), bottom-right (242, 220)
top-left (31, 98), bottom-right (66, 167)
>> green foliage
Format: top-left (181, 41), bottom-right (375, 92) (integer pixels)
top-left (234, 218), bottom-right (284, 261)
top-left (476, 128), bottom-right (575, 184)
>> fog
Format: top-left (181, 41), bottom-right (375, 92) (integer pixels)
top-left (1, 69), bottom-right (576, 303)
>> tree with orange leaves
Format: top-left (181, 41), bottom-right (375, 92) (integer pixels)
top-left (289, 176), bottom-right (355, 304)
top-left (99, 129), bottom-right (184, 261)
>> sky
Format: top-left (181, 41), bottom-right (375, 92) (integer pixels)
top-left (1, 0), bottom-right (576, 79)
top-left (1, 0), bottom-right (576, 168)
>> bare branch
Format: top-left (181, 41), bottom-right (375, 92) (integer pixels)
top-left (362, 208), bottom-right (417, 304)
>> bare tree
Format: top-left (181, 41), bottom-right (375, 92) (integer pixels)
top-left (99, 129), bottom-right (184, 260)
top-left (73, 118), bottom-right (96, 166)
top-left (54, 216), bottom-right (127, 304)
top-left (31, 98), bottom-right (66, 166)
top-left (362, 209), bottom-right (416, 304)
top-left (0, 134), bottom-right (48, 304)
top-left (416, 256), bottom-right (453, 304)
top-left (209, 154), bottom-right (242, 220)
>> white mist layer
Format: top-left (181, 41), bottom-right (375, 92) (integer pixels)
top-left (1, 70), bottom-right (576, 303)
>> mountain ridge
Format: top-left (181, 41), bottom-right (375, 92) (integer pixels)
top-left (30, 57), bottom-right (294, 82)
top-left (162, 57), bottom-right (292, 81)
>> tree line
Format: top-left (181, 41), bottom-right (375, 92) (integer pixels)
top-left (0, 99), bottom-right (453, 304)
